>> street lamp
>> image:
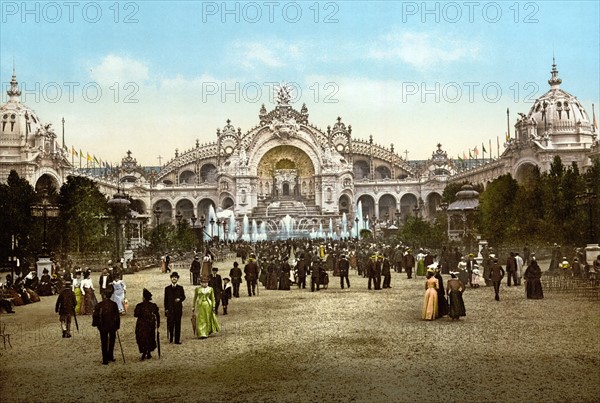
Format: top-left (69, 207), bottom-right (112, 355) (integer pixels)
top-left (176, 210), bottom-right (183, 229)
top-left (216, 218), bottom-right (222, 241)
top-left (153, 206), bottom-right (162, 253)
top-left (355, 217), bottom-right (359, 240)
top-left (210, 217), bottom-right (215, 239)
top-left (31, 190), bottom-right (59, 257)
top-left (108, 189), bottom-right (131, 262)
top-left (199, 215), bottom-right (206, 253)
top-left (576, 178), bottom-right (597, 245)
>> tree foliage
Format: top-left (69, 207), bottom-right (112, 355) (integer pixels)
top-left (0, 170), bottom-right (37, 265)
top-left (58, 175), bottom-right (110, 253)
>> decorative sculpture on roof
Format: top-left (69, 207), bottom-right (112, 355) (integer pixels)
top-left (269, 116), bottom-right (299, 140)
top-left (275, 83), bottom-right (293, 106)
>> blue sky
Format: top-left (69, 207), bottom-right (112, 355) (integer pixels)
top-left (1, 1), bottom-right (598, 166)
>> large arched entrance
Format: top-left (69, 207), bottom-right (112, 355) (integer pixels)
top-left (35, 173), bottom-right (59, 194)
top-left (257, 145), bottom-right (315, 201)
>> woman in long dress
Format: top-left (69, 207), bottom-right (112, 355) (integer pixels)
top-left (111, 275), bottom-right (127, 314)
top-left (80, 269), bottom-right (96, 315)
top-left (193, 280), bottom-right (220, 338)
top-left (134, 288), bottom-right (160, 360)
top-left (524, 257), bottom-right (544, 299)
top-left (422, 270), bottom-right (439, 320)
top-left (72, 270), bottom-right (83, 315)
top-left (447, 272), bottom-right (466, 320)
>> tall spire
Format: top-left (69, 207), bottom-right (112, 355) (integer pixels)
top-left (548, 57), bottom-right (562, 89)
top-left (7, 65), bottom-right (21, 101)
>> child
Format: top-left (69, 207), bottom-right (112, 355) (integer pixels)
top-left (222, 278), bottom-right (232, 315)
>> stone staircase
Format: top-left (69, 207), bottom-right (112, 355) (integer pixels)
top-left (251, 198), bottom-right (321, 220)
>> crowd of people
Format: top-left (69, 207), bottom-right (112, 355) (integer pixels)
top-left (2, 238), bottom-right (599, 366)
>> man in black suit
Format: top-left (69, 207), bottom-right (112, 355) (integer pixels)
top-left (164, 271), bottom-right (186, 344)
top-left (92, 289), bottom-right (121, 365)
top-left (98, 268), bottom-right (113, 296)
top-left (209, 267), bottom-right (223, 314)
top-left (190, 256), bottom-right (201, 285)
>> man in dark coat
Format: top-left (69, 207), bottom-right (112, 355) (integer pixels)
top-left (209, 267), bottom-right (223, 314)
top-left (311, 257), bottom-right (322, 292)
top-left (190, 256), bottom-right (201, 285)
top-left (134, 288), bottom-right (160, 360)
top-left (506, 252), bottom-right (518, 286)
top-left (92, 289), bottom-right (121, 365)
top-left (524, 255), bottom-right (544, 299)
top-left (338, 254), bottom-right (350, 289)
top-left (296, 257), bottom-right (307, 289)
top-left (55, 281), bottom-right (76, 338)
top-left (244, 255), bottom-right (259, 296)
top-left (404, 250), bottom-right (415, 279)
top-left (229, 262), bottom-right (243, 298)
top-left (164, 271), bottom-right (186, 344)
top-left (382, 254), bottom-right (392, 288)
top-left (98, 268), bottom-right (113, 296)
top-left (490, 258), bottom-right (505, 301)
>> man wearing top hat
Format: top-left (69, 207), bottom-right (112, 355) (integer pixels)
top-left (190, 255), bottom-right (201, 285)
top-left (209, 267), bottom-right (223, 314)
top-left (164, 272), bottom-right (186, 344)
top-left (55, 280), bottom-right (76, 338)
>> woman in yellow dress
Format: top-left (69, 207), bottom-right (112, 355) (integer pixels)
top-left (192, 280), bottom-right (220, 338)
top-left (422, 269), bottom-right (439, 320)
top-left (72, 270), bottom-right (83, 315)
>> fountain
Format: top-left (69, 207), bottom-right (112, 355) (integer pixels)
top-left (341, 213), bottom-right (348, 239)
top-left (251, 219), bottom-right (258, 243)
top-left (242, 215), bottom-right (251, 242)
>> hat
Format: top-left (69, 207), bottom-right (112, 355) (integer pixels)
top-left (170, 272), bottom-right (179, 279)
top-left (427, 268), bottom-right (435, 273)
top-left (194, 255), bottom-right (199, 260)
top-left (212, 267), bottom-right (218, 272)
top-left (42, 268), bottom-right (49, 274)
top-left (143, 288), bottom-right (152, 300)
top-left (223, 277), bottom-right (230, 282)
top-left (233, 262), bottom-right (239, 267)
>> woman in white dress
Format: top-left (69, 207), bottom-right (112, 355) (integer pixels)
top-left (111, 275), bottom-right (127, 314)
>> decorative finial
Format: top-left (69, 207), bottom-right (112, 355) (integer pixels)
top-left (369, 135), bottom-right (373, 144)
top-left (196, 139), bottom-right (200, 148)
top-left (548, 58), bottom-right (562, 89)
top-left (7, 66), bottom-right (21, 100)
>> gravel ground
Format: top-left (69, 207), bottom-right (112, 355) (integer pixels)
top-left (1, 257), bottom-right (599, 403)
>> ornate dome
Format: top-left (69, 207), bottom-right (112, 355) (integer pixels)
top-left (526, 61), bottom-right (593, 135)
top-left (0, 70), bottom-right (45, 148)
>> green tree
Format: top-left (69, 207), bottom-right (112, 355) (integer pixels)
top-left (0, 170), bottom-right (36, 266)
top-left (478, 174), bottom-right (519, 245)
top-left (58, 176), bottom-right (110, 253)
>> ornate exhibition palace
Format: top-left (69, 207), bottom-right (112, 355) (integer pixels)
top-left (1, 63), bottom-right (598, 240)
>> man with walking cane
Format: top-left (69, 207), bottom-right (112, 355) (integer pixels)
top-left (55, 280), bottom-right (76, 338)
top-left (164, 272), bottom-right (185, 344)
top-left (92, 289), bottom-right (121, 365)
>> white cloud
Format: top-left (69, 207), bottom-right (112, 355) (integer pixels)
top-left (232, 40), bottom-right (305, 69)
top-left (89, 54), bottom-right (149, 86)
top-left (369, 31), bottom-right (480, 69)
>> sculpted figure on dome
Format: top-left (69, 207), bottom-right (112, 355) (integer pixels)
top-left (276, 84), bottom-right (292, 105)
top-left (269, 116), bottom-right (299, 139)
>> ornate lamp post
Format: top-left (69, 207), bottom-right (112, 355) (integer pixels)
top-left (354, 217), bottom-right (359, 240)
top-left (153, 206), bottom-right (162, 253)
top-left (175, 210), bottom-right (183, 229)
top-left (108, 189), bottom-right (131, 263)
top-left (31, 190), bottom-right (59, 259)
top-left (216, 218), bottom-right (222, 241)
top-left (210, 217), bottom-right (215, 240)
top-left (190, 214), bottom-right (197, 249)
top-left (199, 215), bottom-right (206, 253)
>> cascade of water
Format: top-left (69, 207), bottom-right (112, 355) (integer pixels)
top-left (356, 200), bottom-right (364, 238)
top-left (318, 222), bottom-right (324, 238)
top-left (329, 218), bottom-right (334, 238)
top-left (207, 205), bottom-right (217, 241)
top-left (251, 219), bottom-right (258, 243)
top-left (342, 213), bottom-right (348, 239)
top-left (242, 215), bottom-right (250, 242)
top-left (259, 221), bottom-right (267, 241)
top-left (228, 214), bottom-right (237, 241)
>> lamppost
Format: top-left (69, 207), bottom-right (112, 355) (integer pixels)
top-left (216, 218), bottom-right (222, 242)
top-left (31, 190), bottom-right (59, 258)
top-left (176, 210), bottom-right (183, 229)
top-left (576, 178), bottom-right (598, 245)
top-left (191, 214), bottom-right (197, 249)
top-left (199, 215), bottom-right (206, 253)
top-left (355, 217), bottom-right (359, 240)
top-left (363, 216), bottom-right (368, 239)
top-left (153, 206), bottom-right (162, 253)
top-left (210, 217), bottom-right (215, 240)
top-left (108, 189), bottom-right (131, 263)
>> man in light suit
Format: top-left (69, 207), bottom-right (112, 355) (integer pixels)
top-left (164, 272), bottom-right (186, 344)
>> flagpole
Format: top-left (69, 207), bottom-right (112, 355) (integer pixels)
top-left (62, 117), bottom-right (65, 150)
top-left (506, 108), bottom-right (510, 140)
